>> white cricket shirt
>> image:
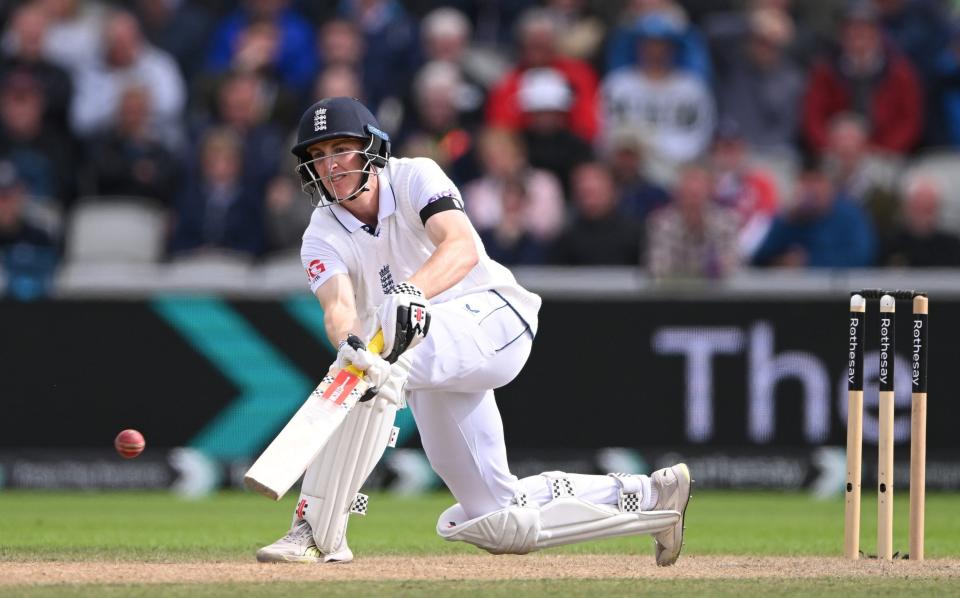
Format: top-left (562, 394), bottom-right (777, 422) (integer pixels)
top-left (300, 156), bottom-right (541, 336)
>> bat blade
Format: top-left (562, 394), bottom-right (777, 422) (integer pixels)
top-left (244, 370), bottom-right (368, 500)
top-left (244, 331), bottom-right (384, 500)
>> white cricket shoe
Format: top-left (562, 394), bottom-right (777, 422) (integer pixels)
top-left (650, 463), bottom-right (692, 567)
top-left (255, 520), bottom-right (354, 563)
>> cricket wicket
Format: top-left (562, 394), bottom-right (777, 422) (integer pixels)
top-left (845, 290), bottom-right (928, 561)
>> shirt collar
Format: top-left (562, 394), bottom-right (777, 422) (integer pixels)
top-left (329, 169), bottom-right (396, 233)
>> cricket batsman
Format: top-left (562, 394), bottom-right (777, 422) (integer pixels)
top-left (255, 97), bottom-right (692, 565)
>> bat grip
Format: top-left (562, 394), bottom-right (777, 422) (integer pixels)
top-left (344, 330), bottom-right (385, 376)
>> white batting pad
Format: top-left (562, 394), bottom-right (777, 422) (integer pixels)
top-left (437, 496), bottom-right (680, 554)
top-left (296, 393), bottom-right (398, 555)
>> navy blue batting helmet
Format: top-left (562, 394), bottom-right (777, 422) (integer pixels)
top-left (292, 97), bottom-right (391, 205)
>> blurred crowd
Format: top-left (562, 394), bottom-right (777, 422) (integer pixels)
top-left (4, 0), bottom-right (960, 299)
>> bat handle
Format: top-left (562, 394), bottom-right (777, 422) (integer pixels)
top-left (344, 330), bottom-right (385, 376)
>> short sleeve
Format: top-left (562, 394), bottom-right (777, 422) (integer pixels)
top-left (301, 234), bottom-right (349, 293)
top-left (407, 158), bottom-right (465, 223)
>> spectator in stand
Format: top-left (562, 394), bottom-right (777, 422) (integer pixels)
top-left (880, 177), bottom-right (960, 267)
top-left (752, 164), bottom-right (877, 268)
top-left (873, 0), bottom-right (950, 146)
top-left (714, 6), bottom-right (805, 157)
top-left (206, 0), bottom-right (317, 95)
top-left (194, 70), bottom-right (285, 196)
top-left (70, 9), bottom-right (186, 150)
top-left (263, 164), bottom-right (314, 256)
top-left (873, 0), bottom-right (949, 82)
top-left (0, 160), bottom-right (57, 299)
top-left (0, 2), bottom-right (73, 128)
top-left (423, 0), bottom-right (537, 50)
top-left (313, 64), bottom-right (364, 103)
top-left (132, 0), bottom-right (214, 83)
top-left (821, 112), bottom-right (901, 238)
top-left (83, 84), bottom-right (180, 205)
top-left (0, 70), bottom-right (76, 204)
top-left (543, 0), bottom-right (608, 68)
top-left (553, 161), bottom-right (644, 266)
top-left (418, 7), bottom-right (502, 128)
top-left (647, 162), bottom-right (740, 279)
top-left (397, 61), bottom-right (477, 186)
top-left (601, 14), bottom-right (715, 177)
top-left (33, 0), bottom-right (107, 74)
top-left (516, 67), bottom-right (593, 194)
top-left (316, 19), bottom-right (364, 73)
top-left (708, 119), bottom-right (779, 260)
top-left (463, 127), bottom-right (565, 245)
top-left (0, 159), bottom-right (55, 249)
top-left (801, 2), bottom-right (923, 156)
top-left (605, 127), bottom-right (670, 222)
top-left (606, 0), bottom-right (712, 81)
top-left (170, 127), bottom-right (264, 259)
top-left (336, 0), bottom-right (419, 116)
top-left (701, 0), bottom-right (826, 71)
top-left (477, 177), bottom-right (546, 265)
top-left (486, 7), bottom-right (600, 142)
top-left (195, 17), bottom-right (301, 131)
top-left (931, 21), bottom-right (960, 147)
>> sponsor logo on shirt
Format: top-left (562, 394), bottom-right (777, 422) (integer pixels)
top-left (426, 190), bottom-right (463, 208)
top-left (306, 259), bottom-right (326, 283)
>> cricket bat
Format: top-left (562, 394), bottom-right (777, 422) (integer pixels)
top-left (244, 331), bottom-right (385, 500)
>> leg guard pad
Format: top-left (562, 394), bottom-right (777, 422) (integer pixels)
top-left (437, 497), bottom-right (680, 554)
top-left (297, 393), bottom-right (398, 555)
top-left (437, 501), bottom-right (541, 554)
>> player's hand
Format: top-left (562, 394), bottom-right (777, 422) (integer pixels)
top-left (335, 334), bottom-right (406, 404)
top-left (377, 282), bottom-right (431, 363)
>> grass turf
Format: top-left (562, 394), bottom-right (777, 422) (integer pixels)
top-left (2, 490), bottom-right (959, 560)
top-left (1, 490), bottom-right (958, 596)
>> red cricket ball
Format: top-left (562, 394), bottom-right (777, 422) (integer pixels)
top-left (114, 429), bottom-right (146, 459)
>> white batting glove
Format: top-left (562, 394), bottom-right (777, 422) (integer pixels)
top-left (377, 282), bottom-right (431, 363)
top-left (371, 356), bottom-right (412, 408)
top-left (334, 334), bottom-right (408, 405)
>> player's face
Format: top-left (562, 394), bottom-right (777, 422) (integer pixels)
top-left (307, 137), bottom-right (366, 198)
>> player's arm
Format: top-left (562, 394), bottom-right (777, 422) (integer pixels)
top-left (376, 209), bottom-right (475, 362)
top-left (314, 273), bottom-right (362, 346)
top-left (407, 209), bottom-right (479, 299)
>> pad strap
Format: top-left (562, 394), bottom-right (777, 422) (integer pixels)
top-left (350, 493), bottom-right (369, 516)
top-left (608, 472), bottom-right (642, 513)
top-left (542, 471), bottom-right (575, 499)
top-left (514, 490), bottom-right (530, 508)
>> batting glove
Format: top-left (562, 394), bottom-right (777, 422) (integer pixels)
top-left (377, 282), bottom-right (431, 363)
top-left (335, 334), bottom-right (393, 402)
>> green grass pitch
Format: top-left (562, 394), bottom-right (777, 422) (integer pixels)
top-left (1, 490), bottom-right (959, 596)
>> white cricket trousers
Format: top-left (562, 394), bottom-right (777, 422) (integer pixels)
top-left (405, 291), bottom-right (650, 519)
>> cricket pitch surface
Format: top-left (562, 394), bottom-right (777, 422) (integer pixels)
top-left (3, 555), bottom-right (960, 585)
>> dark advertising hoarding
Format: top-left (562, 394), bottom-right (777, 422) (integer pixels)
top-left (1, 294), bottom-right (954, 491)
